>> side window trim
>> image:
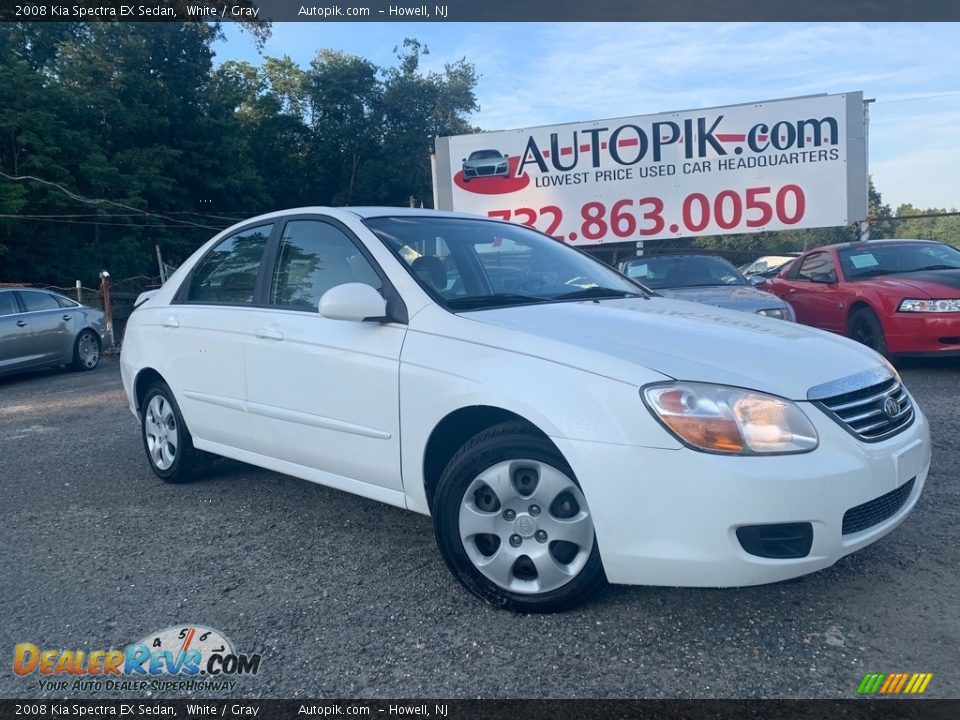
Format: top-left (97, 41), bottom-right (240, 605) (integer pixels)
top-left (173, 221), bottom-right (279, 307)
top-left (265, 214), bottom-right (407, 323)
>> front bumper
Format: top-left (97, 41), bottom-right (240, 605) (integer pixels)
top-left (884, 312), bottom-right (960, 355)
top-left (554, 402), bottom-right (931, 587)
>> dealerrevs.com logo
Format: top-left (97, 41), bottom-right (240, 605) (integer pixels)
top-left (14, 625), bottom-right (262, 692)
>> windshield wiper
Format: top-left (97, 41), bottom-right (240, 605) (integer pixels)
top-left (902, 264), bottom-right (960, 272)
top-left (447, 293), bottom-right (550, 309)
top-left (552, 286), bottom-right (645, 300)
top-left (849, 268), bottom-right (893, 279)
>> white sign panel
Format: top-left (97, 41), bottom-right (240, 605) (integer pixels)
top-left (434, 93), bottom-right (867, 245)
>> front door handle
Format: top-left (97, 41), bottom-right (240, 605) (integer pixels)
top-left (255, 327), bottom-right (283, 341)
top-left (63, 314), bottom-right (72, 321)
top-left (16, 320), bottom-right (27, 327)
top-left (162, 316), bottom-right (179, 328)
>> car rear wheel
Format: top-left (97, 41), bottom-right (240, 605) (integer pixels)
top-left (848, 307), bottom-right (889, 358)
top-left (141, 381), bottom-right (210, 483)
top-left (432, 420), bottom-right (605, 612)
top-left (71, 329), bottom-right (100, 371)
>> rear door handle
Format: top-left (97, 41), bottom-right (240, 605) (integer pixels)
top-left (255, 327), bottom-right (283, 341)
top-left (162, 316), bottom-right (179, 328)
top-left (16, 320), bottom-right (27, 327)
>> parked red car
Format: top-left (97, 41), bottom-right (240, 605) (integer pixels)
top-left (765, 239), bottom-right (960, 358)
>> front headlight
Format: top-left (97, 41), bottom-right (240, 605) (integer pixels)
top-left (757, 308), bottom-right (786, 320)
top-left (642, 382), bottom-right (818, 455)
top-left (898, 298), bottom-right (960, 312)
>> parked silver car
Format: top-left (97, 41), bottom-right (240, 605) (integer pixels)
top-left (620, 254), bottom-right (796, 320)
top-left (461, 149), bottom-right (510, 181)
top-left (0, 288), bottom-right (107, 376)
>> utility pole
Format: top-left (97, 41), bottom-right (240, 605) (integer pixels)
top-left (100, 270), bottom-right (114, 348)
top-left (155, 244), bottom-right (167, 283)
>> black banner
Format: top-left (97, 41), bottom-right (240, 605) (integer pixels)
top-left (2, 700), bottom-right (960, 720)
top-left (2, 0), bottom-right (960, 22)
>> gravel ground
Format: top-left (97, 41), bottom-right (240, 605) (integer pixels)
top-left (0, 357), bottom-right (957, 699)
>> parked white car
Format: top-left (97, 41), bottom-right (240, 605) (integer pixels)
top-left (120, 208), bottom-right (931, 612)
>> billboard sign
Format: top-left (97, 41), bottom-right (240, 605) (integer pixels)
top-left (433, 93), bottom-right (867, 245)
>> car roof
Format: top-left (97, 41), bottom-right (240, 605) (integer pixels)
top-left (225, 206), bottom-right (491, 226)
top-left (623, 253), bottom-right (732, 263)
top-left (821, 238), bottom-right (945, 252)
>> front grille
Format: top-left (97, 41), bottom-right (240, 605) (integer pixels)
top-left (815, 376), bottom-right (914, 442)
top-left (842, 478), bottom-right (915, 535)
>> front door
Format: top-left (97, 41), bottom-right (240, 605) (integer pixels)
top-left (245, 217), bottom-right (406, 494)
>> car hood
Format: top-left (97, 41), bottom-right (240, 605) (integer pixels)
top-left (654, 285), bottom-right (788, 312)
top-left (857, 268), bottom-right (960, 296)
top-left (462, 296), bottom-right (884, 400)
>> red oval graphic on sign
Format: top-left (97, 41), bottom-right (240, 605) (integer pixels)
top-left (455, 155), bottom-right (530, 195)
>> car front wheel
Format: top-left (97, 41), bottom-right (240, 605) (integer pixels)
top-left (432, 421), bottom-right (605, 612)
top-left (848, 307), bottom-right (889, 358)
top-left (141, 381), bottom-right (209, 483)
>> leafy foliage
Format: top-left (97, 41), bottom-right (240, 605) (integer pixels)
top-left (0, 26), bottom-right (478, 285)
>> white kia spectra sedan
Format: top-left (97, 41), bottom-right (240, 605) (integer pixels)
top-left (120, 208), bottom-right (931, 612)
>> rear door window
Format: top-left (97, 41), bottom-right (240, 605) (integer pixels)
top-left (20, 291), bottom-right (61, 312)
top-left (0, 291), bottom-right (19, 316)
top-left (184, 225), bottom-right (273, 305)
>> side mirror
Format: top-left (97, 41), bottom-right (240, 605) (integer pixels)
top-left (319, 283), bottom-right (388, 322)
top-left (747, 275), bottom-right (766, 287)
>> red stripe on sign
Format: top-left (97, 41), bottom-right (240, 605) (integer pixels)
top-left (716, 134), bottom-right (746, 142)
top-left (601, 142), bottom-right (608, 149)
top-left (618, 137), bottom-right (639, 147)
top-left (758, 135), bottom-right (768, 142)
top-left (543, 150), bottom-right (551, 158)
top-left (580, 144), bottom-right (591, 152)
top-left (560, 147), bottom-right (573, 156)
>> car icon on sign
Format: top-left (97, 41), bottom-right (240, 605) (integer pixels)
top-left (461, 149), bottom-right (510, 182)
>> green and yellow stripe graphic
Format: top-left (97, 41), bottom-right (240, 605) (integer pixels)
top-left (857, 672), bottom-right (933, 694)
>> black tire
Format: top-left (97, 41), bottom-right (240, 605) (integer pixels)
top-left (71, 329), bottom-right (101, 371)
top-left (140, 380), bottom-right (212, 483)
top-left (432, 420), bottom-right (606, 613)
top-left (848, 307), bottom-right (889, 358)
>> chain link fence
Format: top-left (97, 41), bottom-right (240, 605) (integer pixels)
top-left (3, 211), bottom-right (958, 345)
top-left (0, 275), bottom-right (162, 349)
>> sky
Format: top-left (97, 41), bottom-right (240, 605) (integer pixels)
top-left (214, 22), bottom-right (960, 211)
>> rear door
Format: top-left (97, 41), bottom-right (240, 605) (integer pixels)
top-left (0, 290), bottom-right (36, 373)
top-left (165, 222), bottom-right (275, 449)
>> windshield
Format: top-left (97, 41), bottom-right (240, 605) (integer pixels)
top-left (364, 216), bottom-right (645, 311)
top-left (622, 255), bottom-right (748, 289)
top-left (838, 242), bottom-right (960, 280)
top-left (468, 150), bottom-right (503, 160)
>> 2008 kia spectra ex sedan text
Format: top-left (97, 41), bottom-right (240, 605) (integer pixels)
top-left (120, 207), bottom-right (931, 612)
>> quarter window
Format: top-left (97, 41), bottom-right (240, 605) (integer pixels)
top-left (185, 224), bottom-right (273, 305)
top-left (270, 220), bottom-right (382, 311)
